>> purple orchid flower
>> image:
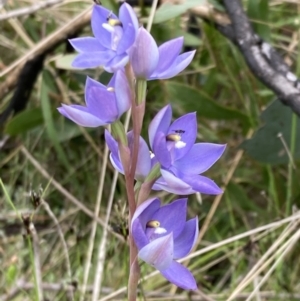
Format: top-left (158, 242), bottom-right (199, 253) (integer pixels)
top-left (131, 197), bottom-right (198, 290)
top-left (149, 105), bottom-right (226, 195)
top-left (129, 27), bottom-right (196, 80)
top-left (105, 130), bottom-right (151, 181)
top-left (69, 3), bottom-right (138, 71)
top-left (58, 70), bottom-right (131, 127)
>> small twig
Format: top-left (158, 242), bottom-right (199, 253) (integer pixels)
top-left (222, 0), bottom-right (300, 116)
top-left (190, 0), bottom-right (300, 116)
top-left (0, 0), bottom-right (63, 22)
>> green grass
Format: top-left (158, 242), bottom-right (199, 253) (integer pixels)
top-left (1, 0), bottom-right (300, 300)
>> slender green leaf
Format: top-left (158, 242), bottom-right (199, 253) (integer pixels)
top-left (164, 81), bottom-right (251, 126)
top-left (153, 0), bottom-right (204, 24)
top-left (4, 107), bottom-right (44, 136)
top-left (41, 72), bottom-right (70, 168)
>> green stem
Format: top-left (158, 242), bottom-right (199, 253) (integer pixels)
top-left (136, 79), bottom-right (147, 105)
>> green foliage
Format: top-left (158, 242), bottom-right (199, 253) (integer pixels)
top-left (153, 0), bottom-right (204, 24)
top-left (247, 0), bottom-right (271, 41)
top-left (4, 107), bottom-right (45, 136)
top-left (241, 99), bottom-right (300, 164)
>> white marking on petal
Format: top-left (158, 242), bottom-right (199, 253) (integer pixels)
top-left (102, 23), bottom-right (114, 33)
top-left (175, 141), bottom-right (186, 149)
top-left (154, 227), bottom-right (167, 235)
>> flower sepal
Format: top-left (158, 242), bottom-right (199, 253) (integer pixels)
top-left (111, 120), bottom-right (128, 146)
top-left (137, 162), bottom-right (161, 205)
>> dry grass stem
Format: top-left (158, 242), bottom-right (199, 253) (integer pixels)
top-left (41, 199), bottom-right (74, 300)
top-left (0, 0), bottom-right (64, 21)
top-left (80, 142), bottom-right (109, 301)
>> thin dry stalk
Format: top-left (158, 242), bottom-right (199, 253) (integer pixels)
top-left (227, 218), bottom-right (300, 300)
top-left (29, 221), bottom-right (44, 301)
top-left (0, 0), bottom-right (63, 21)
top-left (41, 199), bottom-right (74, 301)
top-left (245, 228), bottom-right (300, 301)
top-left (80, 142), bottom-right (109, 301)
top-left (92, 170), bottom-right (119, 301)
top-left (92, 111), bottom-right (131, 301)
top-left (6, 17), bottom-right (35, 47)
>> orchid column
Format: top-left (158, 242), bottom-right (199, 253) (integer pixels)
top-left (58, 2), bottom-right (225, 300)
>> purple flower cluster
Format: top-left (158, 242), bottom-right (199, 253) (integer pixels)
top-left (131, 198), bottom-right (198, 290)
top-left (105, 105), bottom-right (225, 195)
top-left (57, 2), bottom-right (226, 291)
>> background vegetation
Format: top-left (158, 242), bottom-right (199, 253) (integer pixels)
top-left (1, 0), bottom-right (300, 300)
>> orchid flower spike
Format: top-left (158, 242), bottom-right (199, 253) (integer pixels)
top-left (149, 105), bottom-right (226, 195)
top-left (105, 130), bottom-right (152, 181)
top-left (132, 198), bottom-right (198, 290)
top-left (58, 70), bottom-right (131, 127)
top-left (129, 27), bottom-right (196, 80)
top-left (70, 3), bottom-right (138, 71)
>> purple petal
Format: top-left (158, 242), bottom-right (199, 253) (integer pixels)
top-left (104, 130), bottom-right (124, 173)
top-left (154, 169), bottom-right (195, 195)
top-left (138, 233), bottom-right (173, 271)
top-left (168, 112), bottom-right (197, 160)
top-left (148, 105), bottom-right (172, 149)
top-left (109, 153), bottom-right (124, 174)
top-left (174, 217), bottom-right (198, 259)
top-left (104, 53), bottom-right (129, 72)
top-left (113, 70), bottom-right (131, 116)
top-left (127, 132), bottom-right (151, 180)
top-left (69, 37), bottom-right (106, 53)
top-left (117, 3), bottom-right (138, 54)
top-left (174, 143), bottom-right (226, 175)
top-left (105, 130), bottom-right (119, 157)
top-left (154, 37), bottom-right (184, 74)
top-left (91, 5), bottom-right (114, 49)
top-left (85, 77), bottom-right (119, 123)
top-left (85, 76), bottom-right (106, 103)
top-left (150, 50), bottom-right (196, 80)
top-left (182, 174), bottom-right (223, 195)
top-left (152, 198), bottom-right (187, 239)
top-left (72, 52), bottom-right (114, 69)
top-left (153, 132), bottom-right (172, 168)
top-left (131, 198), bottom-right (161, 250)
top-left (130, 27), bottom-right (159, 79)
top-left (160, 261), bottom-right (197, 290)
top-left (57, 104), bottom-right (105, 127)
